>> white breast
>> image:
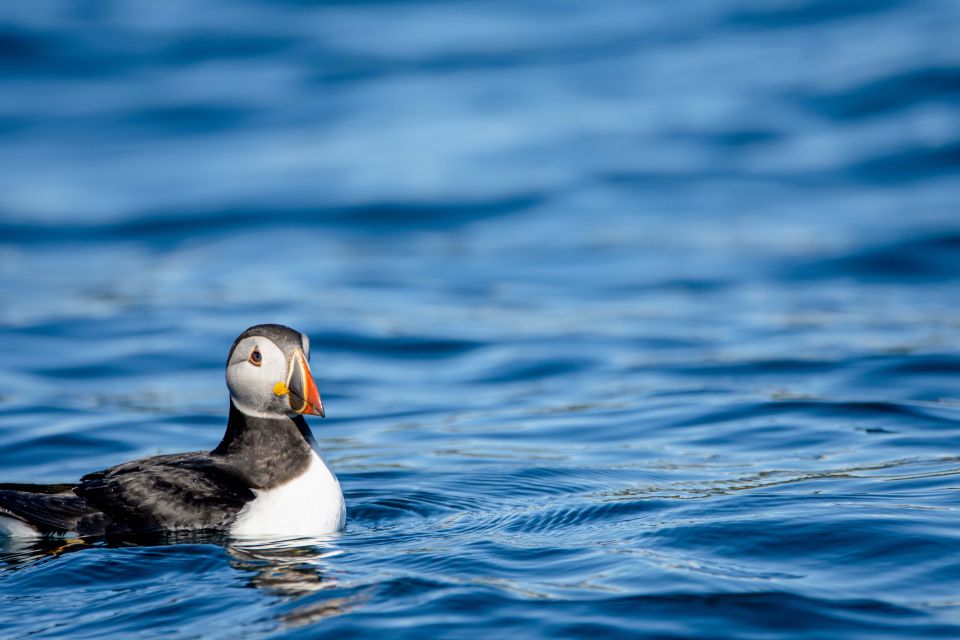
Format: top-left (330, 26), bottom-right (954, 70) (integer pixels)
top-left (230, 452), bottom-right (345, 538)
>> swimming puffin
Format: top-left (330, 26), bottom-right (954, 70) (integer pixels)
top-left (0, 324), bottom-right (345, 538)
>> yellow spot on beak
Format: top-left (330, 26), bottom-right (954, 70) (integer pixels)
top-left (273, 382), bottom-right (290, 396)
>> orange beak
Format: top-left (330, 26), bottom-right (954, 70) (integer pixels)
top-left (285, 349), bottom-right (325, 417)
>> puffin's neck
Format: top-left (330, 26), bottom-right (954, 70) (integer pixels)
top-left (212, 401), bottom-right (316, 489)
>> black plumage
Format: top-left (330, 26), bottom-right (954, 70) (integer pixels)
top-left (0, 404), bottom-right (314, 536)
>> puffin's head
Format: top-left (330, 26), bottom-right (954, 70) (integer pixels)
top-left (225, 324), bottom-right (324, 419)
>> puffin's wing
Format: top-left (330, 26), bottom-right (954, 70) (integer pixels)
top-left (75, 452), bottom-right (255, 534)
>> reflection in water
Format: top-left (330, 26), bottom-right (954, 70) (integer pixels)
top-left (0, 533), bottom-right (354, 629)
top-left (227, 536), bottom-right (354, 627)
top-left (0, 536), bottom-right (89, 570)
top-left (228, 534), bottom-right (343, 595)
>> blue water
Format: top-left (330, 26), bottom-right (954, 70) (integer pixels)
top-left (2, 0), bottom-right (960, 637)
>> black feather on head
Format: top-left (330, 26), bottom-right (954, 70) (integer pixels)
top-left (227, 324), bottom-right (307, 366)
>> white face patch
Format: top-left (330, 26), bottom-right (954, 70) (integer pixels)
top-left (226, 337), bottom-right (294, 418)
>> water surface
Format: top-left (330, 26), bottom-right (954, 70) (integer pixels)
top-left (2, 0), bottom-right (960, 638)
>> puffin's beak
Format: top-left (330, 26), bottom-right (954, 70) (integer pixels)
top-left (285, 350), bottom-right (325, 417)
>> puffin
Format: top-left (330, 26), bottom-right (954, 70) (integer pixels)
top-left (0, 324), bottom-right (345, 538)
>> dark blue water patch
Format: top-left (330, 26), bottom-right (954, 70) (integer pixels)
top-left (473, 357), bottom-right (596, 384)
top-left (34, 351), bottom-right (220, 379)
top-left (159, 32), bottom-right (304, 65)
top-left (0, 192), bottom-right (546, 246)
top-left (599, 168), bottom-right (747, 189)
top-left (373, 575), bottom-right (459, 609)
top-left (301, 25), bottom-right (698, 88)
top-left (322, 194), bottom-right (546, 228)
top-left (848, 140), bottom-right (960, 184)
top-left (788, 232), bottom-right (960, 282)
top-left (0, 116), bottom-right (32, 136)
top-left (312, 331), bottom-right (484, 359)
top-left (609, 278), bottom-right (735, 296)
top-left (4, 544), bottom-right (228, 590)
top-left (803, 66), bottom-right (960, 121)
top-left (878, 355), bottom-right (960, 376)
top-left (0, 541), bottom-right (277, 638)
top-left (120, 104), bottom-right (255, 135)
top-left (705, 127), bottom-right (783, 148)
top-left (0, 29), bottom-right (145, 80)
top-left (0, 27), bottom-right (59, 71)
top-left (0, 432), bottom-right (133, 466)
top-left (165, 413), bottom-right (229, 428)
top-left (670, 399), bottom-right (960, 431)
top-left (653, 508), bottom-right (960, 580)
top-left (657, 357), bottom-right (843, 377)
top-left (726, 0), bottom-right (904, 29)
top-left (850, 354), bottom-right (960, 403)
top-left (311, 589), bottom-right (955, 640)
top-left (8, 316), bottom-right (176, 340)
top-left (854, 354), bottom-right (960, 401)
top-left (315, 406), bottom-right (449, 427)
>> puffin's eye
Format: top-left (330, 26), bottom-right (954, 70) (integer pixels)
top-left (248, 348), bottom-right (262, 366)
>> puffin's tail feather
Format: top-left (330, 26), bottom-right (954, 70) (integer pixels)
top-left (0, 485), bottom-right (96, 537)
